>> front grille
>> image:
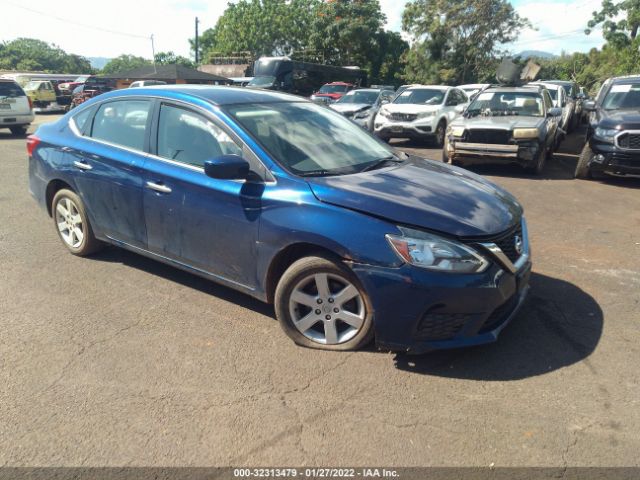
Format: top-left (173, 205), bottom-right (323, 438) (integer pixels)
top-left (608, 152), bottom-right (640, 170)
top-left (466, 129), bottom-right (512, 145)
top-left (415, 311), bottom-right (470, 340)
top-left (617, 132), bottom-right (640, 150)
top-left (390, 112), bottom-right (418, 122)
top-left (479, 294), bottom-right (519, 333)
top-left (462, 221), bottom-right (524, 264)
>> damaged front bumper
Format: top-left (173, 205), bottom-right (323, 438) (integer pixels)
top-left (446, 138), bottom-right (542, 166)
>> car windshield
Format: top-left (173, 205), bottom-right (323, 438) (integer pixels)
top-left (74, 76), bottom-right (89, 82)
top-left (226, 102), bottom-right (397, 176)
top-left (319, 85), bottom-right (349, 94)
top-left (394, 88), bottom-right (444, 105)
top-left (0, 82), bottom-right (25, 97)
top-left (603, 83), bottom-right (640, 110)
top-left (466, 91), bottom-right (544, 117)
top-left (337, 91), bottom-right (379, 104)
top-left (24, 81), bottom-right (41, 91)
top-left (248, 76), bottom-right (276, 88)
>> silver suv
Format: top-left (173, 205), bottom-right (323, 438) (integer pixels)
top-left (0, 79), bottom-right (34, 136)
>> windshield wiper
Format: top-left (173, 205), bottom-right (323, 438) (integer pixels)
top-left (297, 169), bottom-right (342, 177)
top-left (359, 155), bottom-right (403, 173)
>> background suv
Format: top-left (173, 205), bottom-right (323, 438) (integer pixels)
top-left (577, 75), bottom-right (640, 179)
top-left (374, 85), bottom-right (468, 146)
top-left (0, 79), bottom-right (34, 136)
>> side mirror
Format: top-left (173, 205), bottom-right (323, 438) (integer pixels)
top-left (204, 154), bottom-right (250, 180)
top-left (454, 104), bottom-right (466, 114)
top-left (380, 98), bottom-right (390, 105)
top-left (583, 100), bottom-right (596, 111)
top-left (548, 107), bottom-right (563, 117)
top-left (576, 93), bottom-right (586, 100)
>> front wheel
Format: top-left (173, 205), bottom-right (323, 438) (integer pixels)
top-left (274, 256), bottom-right (374, 351)
top-left (525, 148), bottom-right (546, 175)
top-left (434, 120), bottom-right (446, 148)
top-left (52, 189), bottom-right (103, 256)
top-left (575, 143), bottom-right (601, 179)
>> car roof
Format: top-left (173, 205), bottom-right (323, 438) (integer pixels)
top-left (406, 85), bottom-right (451, 91)
top-left (326, 82), bottom-right (353, 86)
top-left (611, 75), bottom-right (640, 83)
top-left (529, 82), bottom-right (561, 90)
top-left (346, 88), bottom-right (381, 93)
top-left (94, 85), bottom-right (305, 106)
top-left (483, 87), bottom-right (543, 94)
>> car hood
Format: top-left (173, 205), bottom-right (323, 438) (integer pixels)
top-left (452, 115), bottom-right (543, 130)
top-left (330, 103), bottom-right (372, 114)
top-left (599, 109), bottom-right (640, 129)
top-left (313, 92), bottom-right (343, 100)
top-left (306, 156), bottom-right (522, 237)
top-left (383, 104), bottom-right (440, 115)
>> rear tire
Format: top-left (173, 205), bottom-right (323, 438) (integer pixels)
top-left (9, 126), bottom-right (27, 136)
top-left (52, 189), bottom-right (103, 256)
top-left (274, 255), bottom-right (374, 351)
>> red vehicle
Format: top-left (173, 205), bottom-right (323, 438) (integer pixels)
top-left (58, 75), bottom-right (91, 94)
top-left (310, 82), bottom-right (356, 104)
top-left (69, 77), bottom-right (114, 109)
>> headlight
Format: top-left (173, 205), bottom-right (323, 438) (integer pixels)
top-left (513, 128), bottom-right (539, 139)
top-left (354, 109), bottom-right (372, 119)
top-left (386, 228), bottom-right (489, 273)
top-left (594, 127), bottom-right (618, 142)
top-left (448, 126), bottom-right (465, 137)
top-left (417, 111), bottom-right (435, 119)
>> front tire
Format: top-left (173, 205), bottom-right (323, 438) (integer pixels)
top-left (274, 255), bottom-right (374, 351)
top-left (525, 147), bottom-right (546, 175)
top-left (575, 143), bottom-right (604, 179)
top-left (52, 189), bottom-right (103, 256)
top-left (434, 120), bottom-right (446, 148)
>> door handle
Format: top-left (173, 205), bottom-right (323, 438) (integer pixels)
top-left (73, 160), bottom-right (92, 171)
top-left (146, 181), bottom-right (172, 194)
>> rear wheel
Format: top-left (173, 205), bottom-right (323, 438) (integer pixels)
top-left (52, 189), bottom-right (103, 256)
top-left (9, 125), bottom-right (27, 136)
top-left (274, 255), bottom-right (374, 351)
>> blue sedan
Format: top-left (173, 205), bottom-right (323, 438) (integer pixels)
top-left (28, 86), bottom-right (531, 353)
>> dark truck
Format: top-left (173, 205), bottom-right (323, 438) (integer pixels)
top-left (577, 75), bottom-right (640, 179)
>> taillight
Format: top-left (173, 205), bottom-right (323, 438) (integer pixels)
top-left (27, 96), bottom-right (33, 110)
top-left (26, 135), bottom-right (40, 157)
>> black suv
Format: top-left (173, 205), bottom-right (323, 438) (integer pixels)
top-left (577, 75), bottom-right (640, 179)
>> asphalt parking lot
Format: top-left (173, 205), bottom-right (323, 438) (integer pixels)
top-left (1, 114), bottom-right (639, 468)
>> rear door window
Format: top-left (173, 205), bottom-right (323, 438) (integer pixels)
top-left (90, 100), bottom-right (151, 151)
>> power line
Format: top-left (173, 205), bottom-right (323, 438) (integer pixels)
top-left (5, 1), bottom-right (150, 40)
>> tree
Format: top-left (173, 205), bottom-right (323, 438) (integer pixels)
top-left (0, 38), bottom-right (92, 73)
top-left (586, 0), bottom-right (640, 47)
top-left (198, 0), bottom-right (320, 61)
top-left (308, 0), bottom-right (387, 66)
top-left (401, 0), bottom-right (529, 84)
top-left (101, 54), bottom-right (151, 74)
top-left (154, 51), bottom-right (195, 68)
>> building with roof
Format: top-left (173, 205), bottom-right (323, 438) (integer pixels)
top-left (100, 64), bottom-right (231, 89)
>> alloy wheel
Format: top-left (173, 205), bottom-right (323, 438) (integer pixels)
top-left (55, 197), bottom-right (84, 248)
top-left (288, 272), bottom-right (366, 345)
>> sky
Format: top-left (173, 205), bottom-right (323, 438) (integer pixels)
top-left (1, 0), bottom-right (607, 60)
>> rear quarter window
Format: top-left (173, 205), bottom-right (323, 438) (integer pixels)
top-left (90, 100), bottom-right (151, 151)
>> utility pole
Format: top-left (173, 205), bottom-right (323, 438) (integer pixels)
top-left (195, 17), bottom-right (200, 65)
top-left (150, 34), bottom-right (157, 74)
